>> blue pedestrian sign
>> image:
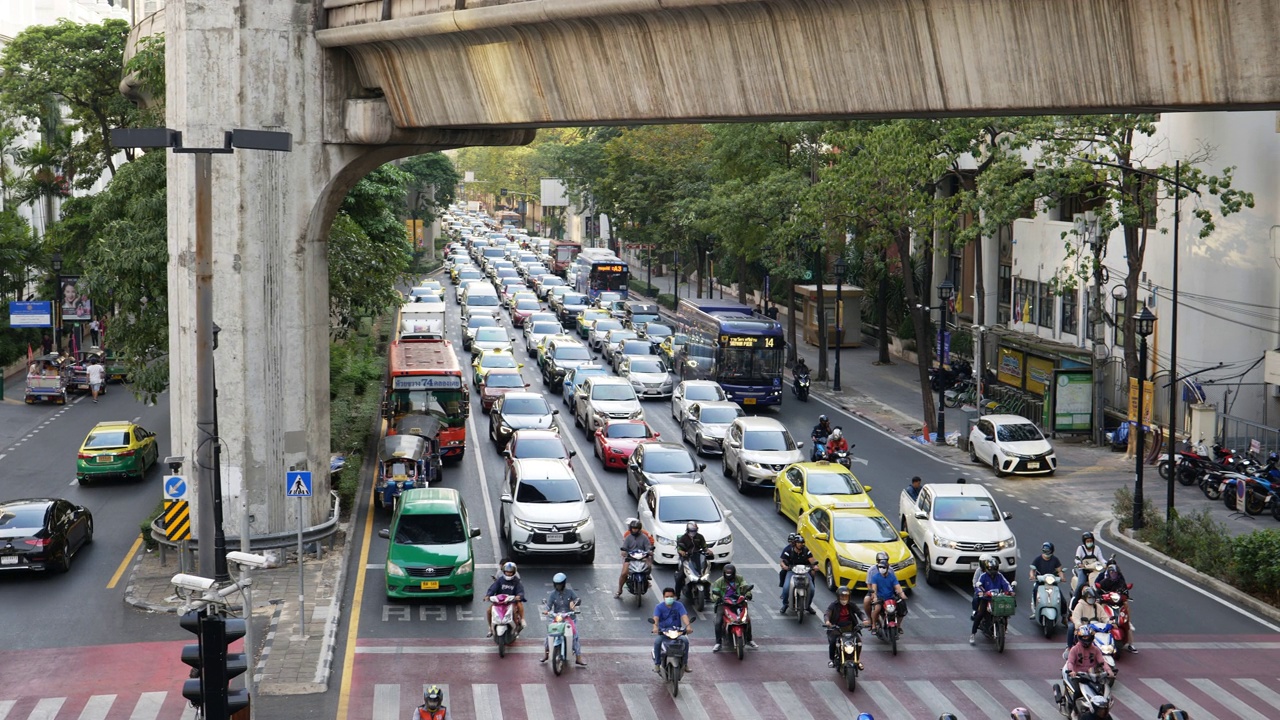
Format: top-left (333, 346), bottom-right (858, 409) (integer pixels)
top-left (163, 475), bottom-right (189, 501)
top-left (286, 470), bottom-right (313, 498)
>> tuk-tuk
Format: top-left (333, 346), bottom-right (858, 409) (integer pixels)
top-left (24, 354), bottom-right (69, 405)
top-left (376, 434), bottom-right (430, 511)
top-left (394, 415), bottom-right (444, 485)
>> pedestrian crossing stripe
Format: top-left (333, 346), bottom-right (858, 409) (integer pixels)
top-left (162, 500), bottom-right (191, 542)
top-left (0, 692), bottom-right (195, 720)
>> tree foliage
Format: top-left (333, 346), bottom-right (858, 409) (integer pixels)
top-left (400, 152), bottom-right (460, 225)
top-left (328, 164), bottom-right (416, 334)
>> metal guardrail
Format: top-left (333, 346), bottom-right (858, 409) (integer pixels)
top-left (150, 491), bottom-right (342, 557)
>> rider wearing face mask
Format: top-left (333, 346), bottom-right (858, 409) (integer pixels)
top-left (1029, 541), bottom-right (1068, 622)
top-left (823, 586), bottom-right (866, 668)
top-left (1073, 531), bottom-right (1102, 601)
top-left (1068, 587), bottom-right (1107, 649)
top-left (616, 519), bottom-right (654, 598)
top-left (710, 564), bottom-right (758, 652)
top-left (484, 561), bottom-right (527, 637)
top-left (674, 522), bottom-right (711, 600)
top-left (1095, 560), bottom-right (1137, 653)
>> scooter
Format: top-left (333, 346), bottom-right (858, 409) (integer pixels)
top-left (977, 589), bottom-right (1016, 653)
top-left (811, 436), bottom-right (828, 462)
top-left (1085, 619), bottom-right (1118, 671)
top-left (1054, 668), bottom-right (1115, 720)
top-left (489, 594), bottom-right (522, 657)
top-left (826, 447), bottom-right (855, 471)
top-left (793, 371), bottom-right (811, 401)
top-left (626, 550), bottom-right (653, 609)
top-left (785, 565), bottom-right (812, 624)
top-left (681, 550), bottom-right (713, 612)
top-left (656, 628), bottom-right (689, 697)
top-left (542, 609), bottom-right (578, 676)
top-left (719, 590), bottom-right (753, 661)
top-left (873, 597), bottom-right (903, 655)
top-left (1032, 574), bottom-right (1065, 638)
top-left (1071, 558), bottom-right (1103, 598)
top-left (1099, 590), bottom-right (1133, 651)
top-left (825, 622), bottom-right (864, 692)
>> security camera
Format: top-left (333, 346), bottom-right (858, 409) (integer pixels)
top-left (225, 551), bottom-right (269, 569)
top-left (164, 456), bottom-right (186, 473)
top-left (171, 573), bottom-right (216, 592)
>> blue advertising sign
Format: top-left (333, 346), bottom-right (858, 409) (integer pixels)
top-left (8, 301), bottom-right (53, 328)
top-left (935, 330), bottom-right (951, 366)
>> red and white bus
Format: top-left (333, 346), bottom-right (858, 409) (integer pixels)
top-left (549, 239), bottom-right (582, 275)
top-left (386, 339), bottom-right (469, 461)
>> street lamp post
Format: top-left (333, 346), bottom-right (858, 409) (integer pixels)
top-left (936, 279), bottom-right (955, 444)
top-left (833, 257), bottom-right (847, 392)
top-left (1132, 306), bottom-right (1156, 531)
top-left (51, 253), bottom-right (62, 354)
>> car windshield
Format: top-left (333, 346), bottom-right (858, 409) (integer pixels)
top-left (503, 397), bottom-right (550, 415)
top-left (606, 423), bottom-right (650, 439)
top-left (657, 495), bottom-right (721, 523)
top-left (516, 300), bottom-right (541, 310)
top-left (484, 373), bottom-right (525, 389)
top-left (0, 505), bottom-right (46, 531)
top-left (806, 471), bottom-right (860, 495)
top-left (621, 341), bottom-right (651, 355)
top-left (531, 322), bottom-right (560, 335)
top-left (630, 359), bottom-right (666, 374)
top-left (697, 407), bottom-right (741, 425)
top-left (554, 345), bottom-right (591, 361)
top-left (591, 384), bottom-right (636, 401)
top-left (997, 422), bottom-right (1045, 442)
top-left (933, 496), bottom-right (1001, 522)
top-left (645, 324), bottom-right (673, 337)
top-left (468, 295), bottom-right (500, 307)
top-left (608, 331), bottom-right (637, 343)
top-left (832, 515), bottom-right (897, 543)
top-left (743, 430), bottom-right (795, 451)
top-left (468, 317), bottom-right (498, 329)
top-left (541, 277), bottom-right (565, 287)
top-left (459, 271), bottom-right (482, 280)
top-left (516, 478), bottom-right (583, 503)
top-left (643, 450), bottom-right (696, 473)
top-left (685, 385), bottom-right (724, 401)
top-left (593, 321), bottom-right (622, 334)
top-left (512, 438), bottom-right (568, 459)
top-left (631, 314), bottom-right (660, 325)
top-left (474, 328), bottom-right (508, 343)
top-left (481, 355), bottom-right (517, 370)
top-left (564, 295), bottom-right (588, 307)
top-left (394, 514), bottom-right (467, 545)
top-left (85, 431), bottom-right (130, 449)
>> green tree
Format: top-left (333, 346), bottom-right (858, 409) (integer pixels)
top-left (0, 210), bottom-right (41, 366)
top-left (400, 152), bottom-right (460, 225)
top-left (329, 164), bottom-right (415, 333)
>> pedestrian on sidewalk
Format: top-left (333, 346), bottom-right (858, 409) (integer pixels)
top-left (89, 318), bottom-right (101, 346)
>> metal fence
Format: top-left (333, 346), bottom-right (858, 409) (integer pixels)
top-left (986, 383), bottom-right (1046, 426)
top-left (1220, 415), bottom-right (1280, 458)
top-left (1099, 362), bottom-right (1186, 439)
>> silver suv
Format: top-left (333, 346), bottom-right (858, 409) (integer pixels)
top-left (722, 416), bottom-right (805, 493)
top-left (574, 376), bottom-right (644, 434)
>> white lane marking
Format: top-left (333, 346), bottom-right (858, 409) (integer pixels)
top-left (1078, 515), bottom-right (1280, 632)
top-left (726, 513), bottom-right (777, 568)
top-left (673, 683), bottom-right (712, 720)
top-left (909, 679), bottom-right (968, 719)
top-left (0, 700), bottom-right (12, 720)
top-left (366, 564), bottom-right (385, 570)
top-left (28, 698), bottom-right (65, 720)
top-left (0, 454), bottom-right (7, 461)
top-left (372, 684), bottom-right (399, 720)
top-left (467, 414), bottom-right (502, 560)
top-left (1029, 505), bottom-right (1039, 509)
top-left (76, 695), bottom-right (116, 720)
top-left (473, 684), bottom-right (503, 720)
top-left (811, 680), bottom-right (865, 716)
top-left (127, 692), bottom-right (166, 720)
top-left (1071, 526), bottom-right (1081, 531)
top-left (717, 682), bottom-right (764, 720)
top-left (619, 684), bottom-right (659, 720)
top-left (132, 416), bottom-right (141, 423)
top-left (1144, 679), bottom-right (1218, 720)
top-left (570, 686), bottom-right (605, 720)
top-left (178, 703), bottom-right (196, 720)
top-left (1000, 679), bottom-right (1062, 720)
top-left (1112, 683), bottom-right (1159, 718)
top-left (521, 684), bottom-right (554, 720)
top-left (861, 680), bottom-right (913, 719)
top-left (1042, 512), bottom-right (1053, 517)
top-left (954, 678), bottom-right (1013, 719)
top-left (1234, 678), bottom-right (1280, 711)
top-left (804, 388), bottom-right (955, 467)
top-left (764, 682), bottom-right (813, 720)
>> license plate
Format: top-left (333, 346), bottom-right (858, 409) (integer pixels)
top-left (97, 455), bottom-right (113, 463)
top-left (1027, 462), bottom-right (1040, 469)
top-left (1, 556), bottom-right (17, 565)
top-left (420, 580), bottom-right (440, 590)
top-left (545, 533), bottom-right (564, 543)
top-left (744, 398), bottom-right (757, 405)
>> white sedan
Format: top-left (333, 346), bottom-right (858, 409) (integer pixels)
top-left (671, 380), bottom-right (728, 424)
top-left (637, 484), bottom-right (734, 566)
top-left (968, 414), bottom-right (1057, 476)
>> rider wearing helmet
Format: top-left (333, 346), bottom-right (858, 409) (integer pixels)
top-left (1157, 704), bottom-right (1191, 720)
top-left (1094, 560), bottom-right (1136, 653)
top-left (779, 533), bottom-right (817, 615)
top-left (542, 572), bottom-right (585, 667)
top-left (864, 550), bottom-right (908, 634)
top-left (674, 522), bottom-right (712, 601)
top-left (1029, 541), bottom-right (1067, 622)
top-left (413, 685), bottom-right (446, 720)
top-left (939, 715), bottom-right (959, 720)
top-left (823, 586), bottom-right (866, 668)
top-left (811, 415), bottom-right (833, 460)
top-left (1009, 709), bottom-right (1031, 720)
top-left (824, 427), bottom-right (849, 459)
top-left (857, 714), bottom-right (875, 720)
top-left (1079, 693), bottom-right (1114, 719)
top-left (970, 555), bottom-right (1013, 645)
top-left (484, 561), bottom-right (527, 637)
top-left (1066, 625), bottom-right (1113, 680)
top-left (1068, 586), bottom-right (1108, 649)
top-left (710, 564), bottom-right (758, 652)
top-left (1073, 531), bottom-right (1102, 601)
top-left (617, 519), bottom-right (654, 598)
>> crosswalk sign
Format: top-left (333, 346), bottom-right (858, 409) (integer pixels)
top-left (286, 470), bottom-right (313, 498)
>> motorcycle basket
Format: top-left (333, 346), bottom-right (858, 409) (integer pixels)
top-left (990, 594), bottom-right (1017, 617)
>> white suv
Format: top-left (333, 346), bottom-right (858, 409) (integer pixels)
top-left (574, 376), bottom-right (644, 433)
top-left (500, 458), bottom-right (596, 563)
top-left (721, 416), bottom-right (805, 493)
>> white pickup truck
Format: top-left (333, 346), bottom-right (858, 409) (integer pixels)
top-left (899, 481), bottom-right (1018, 586)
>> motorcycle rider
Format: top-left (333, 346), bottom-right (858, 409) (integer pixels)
top-left (650, 586), bottom-right (693, 673)
top-left (674, 522), bottom-right (712, 601)
top-left (824, 427), bottom-right (849, 461)
top-left (1029, 541), bottom-right (1068, 622)
top-left (1066, 625), bottom-right (1115, 679)
top-left (864, 551), bottom-right (908, 634)
top-left (1094, 560), bottom-right (1136, 653)
top-left (1067, 587), bottom-right (1108, 649)
top-left (411, 686), bottom-right (446, 720)
top-left (1157, 704), bottom-right (1191, 720)
top-left (823, 586), bottom-right (866, 668)
top-left (779, 533), bottom-right (817, 615)
top-left (1009, 710), bottom-right (1030, 720)
top-left (541, 572), bottom-right (586, 667)
top-left (811, 415), bottom-right (833, 460)
top-left (793, 357), bottom-right (810, 379)
top-left (710, 564), bottom-right (759, 652)
top-left (484, 561), bottom-right (527, 638)
top-left (1073, 531), bottom-right (1103, 602)
top-left (970, 556), bottom-right (1013, 645)
top-left (616, 519), bottom-right (654, 598)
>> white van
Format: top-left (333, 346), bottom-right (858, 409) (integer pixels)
top-left (398, 301), bottom-right (447, 341)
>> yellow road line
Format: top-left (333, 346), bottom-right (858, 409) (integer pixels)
top-left (336, 476), bottom-right (377, 720)
top-left (107, 535), bottom-right (144, 589)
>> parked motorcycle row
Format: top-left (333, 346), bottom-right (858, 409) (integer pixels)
top-left (1160, 439), bottom-right (1280, 519)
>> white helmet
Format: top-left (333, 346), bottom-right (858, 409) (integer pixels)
top-left (830, 427), bottom-right (843, 440)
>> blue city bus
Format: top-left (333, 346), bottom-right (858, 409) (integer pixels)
top-left (573, 249), bottom-right (630, 301)
top-left (674, 298), bottom-right (785, 407)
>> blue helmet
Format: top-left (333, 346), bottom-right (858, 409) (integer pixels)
top-left (858, 714), bottom-right (875, 720)
top-left (552, 572), bottom-right (567, 589)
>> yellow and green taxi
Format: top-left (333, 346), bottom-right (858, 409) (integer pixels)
top-left (575, 309), bottom-right (612, 340)
top-left (76, 420), bottom-right (160, 485)
top-left (658, 334), bottom-right (688, 366)
top-left (773, 461), bottom-right (874, 522)
top-left (798, 505), bottom-right (917, 592)
top-left (536, 333), bottom-right (578, 366)
top-left (471, 348), bottom-right (522, 388)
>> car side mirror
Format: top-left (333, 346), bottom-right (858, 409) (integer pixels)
top-left (470, 527), bottom-right (482, 538)
top-left (698, 463), bottom-right (707, 471)
top-left (914, 510), bottom-right (927, 520)
top-left (985, 434), bottom-right (994, 441)
top-left (796, 442), bottom-right (805, 449)
top-left (378, 529), bottom-right (390, 539)
top-left (654, 432), bottom-right (661, 438)
top-left (518, 364), bottom-right (524, 369)
top-left (899, 531), bottom-right (909, 539)
top-left (595, 428), bottom-right (603, 436)
top-left (863, 484), bottom-right (872, 491)
top-left (814, 532), bottom-right (829, 542)
top-left (791, 486), bottom-right (803, 494)
top-left (628, 459), bottom-right (638, 467)
top-left (1003, 512), bottom-right (1012, 520)
top-left (585, 493), bottom-right (596, 503)
top-left (500, 494), bottom-right (513, 504)
top-left (725, 510), bottom-right (734, 519)
top-left (552, 409), bottom-right (560, 415)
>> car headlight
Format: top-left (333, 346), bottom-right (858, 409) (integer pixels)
top-left (655, 534), bottom-right (675, 546)
top-left (996, 537), bottom-right (1016, 549)
top-left (630, 379), bottom-right (644, 389)
top-left (932, 534), bottom-right (959, 549)
top-left (572, 517), bottom-right (592, 530)
top-left (716, 534), bottom-right (733, 546)
top-left (386, 561), bottom-right (407, 578)
top-left (457, 558), bottom-right (473, 574)
top-left (745, 460), bottom-right (763, 469)
top-left (839, 556), bottom-right (870, 571)
top-left (629, 409), bottom-right (644, 419)
top-left (514, 517), bottom-right (536, 531)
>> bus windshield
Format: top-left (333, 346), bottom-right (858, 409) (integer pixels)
top-left (718, 344), bottom-right (785, 384)
top-left (590, 266), bottom-right (629, 292)
top-left (391, 389), bottom-right (467, 428)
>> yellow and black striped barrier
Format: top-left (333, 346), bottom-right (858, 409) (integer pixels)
top-left (163, 499), bottom-right (191, 541)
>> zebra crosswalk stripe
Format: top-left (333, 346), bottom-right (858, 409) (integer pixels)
top-left (0, 700), bottom-right (14, 720)
top-left (1234, 678), bottom-right (1280, 709)
top-left (672, 684), bottom-right (711, 720)
top-left (1189, 679), bottom-right (1267, 720)
top-left (955, 678), bottom-right (1018, 718)
top-left (1111, 683), bottom-right (1159, 718)
top-left (372, 684), bottom-right (399, 720)
top-left (911, 678), bottom-right (967, 719)
top-left (472, 684), bottom-right (502, 720)
top-left (28, 698), bottom-right (63, 720)
top-left (128, 692), bottom-right (166, 720)
top-left (520, 684), bottom-right (553, 720)
top-left (619, 684), bottom-right (659, 720)
top-left (809, 679), bottom-right (863, 717)
top-left (999, 678), bottom-right (1059, 720)
top-left (861, 680), bottom-right (912, 719)
top-left (1143, 679), bottom-right (1216, 720)
top-left (74, 695), bottom-right (114, 720)
top-left (569, 685), bottom-right (604, 720)
top-left (716, 682), bottom-right (761, 720)
top-left (763, 682), bottom-right (813, 720)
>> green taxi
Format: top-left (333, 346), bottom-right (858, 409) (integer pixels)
top-left (76, 420), bottom-right (159, 485)
top-left (380, 488), bottom-right (481, 601)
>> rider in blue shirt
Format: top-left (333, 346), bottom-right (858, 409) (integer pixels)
top-left (970, 556), bottom-right (1013, 644)
top-left (863, 551), bottom-right (907, 632)
top-left (651, 586), bottom-right (692, 672)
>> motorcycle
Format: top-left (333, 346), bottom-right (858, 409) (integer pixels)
top-left (542, 609), bottom-right (578, 676)
top-left (794, 371), bottom-right (811, 401)
top-left (825, 447), bottom-right (855, 471)
top-left (1071, 558), bottom-right (1103, 598)
top-left (811, 436), bottom-right (828, 462)
top-left (626, 550), bottom-right (653, 608)
top-left (489, 594), bottom-right (522, 657)
top-left (1098, 590), bottom-right (1133, 651)
top-left (825, 623), bottom-right (864, 692)
top-left (873, 597), bottom-right (903, 655)
top-left (1032, 574), bottom-right (1065, 638)
top-left (720, 590), bottom-right (754, 661)
top-left (1085, 619), bottom-right (1118, 671)
top-left (681, 550), bottom-right (713, 612)
top-left (1222, 473), bottom-right (1273, 516)
top-left (656, 627), bottom-right (689, 697)
top-left (785, 565), bottom-right (813, 624)
top-left (977, 589), bottom-right (1016, 653)
top-left (1054, 668), bottom-right (1115, 720)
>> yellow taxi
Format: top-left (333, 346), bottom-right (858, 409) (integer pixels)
top-left (798, 505), bottom-right (917, 592)
top-left (575, 309), bottom-right (612, 340)
top-left (773, 461), bottom-right (874, 523)
top-left (471, 348), bottom-right (522, 388)
top-left (76, 420), bottom-right (160, 485)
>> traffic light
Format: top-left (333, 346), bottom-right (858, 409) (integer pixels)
top-left (180, 610), bottom-right (207, 708)
top-left (221, 617), bottom-right (250, 717)
top-left (179, 611), bottom-right (250, 720)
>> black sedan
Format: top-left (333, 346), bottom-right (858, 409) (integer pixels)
top-left (0, 498), bottom-right (94, 573)
top-left (625, 442), bottom-right (706, 497)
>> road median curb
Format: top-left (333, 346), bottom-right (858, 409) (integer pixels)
top-left (1102, 519), bottom-right (1280, 625)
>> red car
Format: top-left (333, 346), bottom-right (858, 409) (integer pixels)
top-left (593, 419), bottom-right (660, 470)
top-left (504, 429), bottom-right (575, 471)
top-left (478, 368), bottom-right (528, 411)
top-left (510, 298), bottom-right (543, 328)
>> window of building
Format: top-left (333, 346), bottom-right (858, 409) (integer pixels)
top-left (1037, 281), bottom-right (1055, 329)
top-left (997, 225), bottom-right (1013, 325)
top-left (1055, 185), bottom-right (1107, 222)
top-left (1060, 288), bottom-right (1079, 336)
top-left (1013, 278), bottom-right (1036, 324)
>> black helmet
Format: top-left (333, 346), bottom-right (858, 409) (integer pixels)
top-left (875, 551), bottom-right (889, 568)
top-left (1082, 531), bottom-right (1095, 544)
top-left (1042, 541), bottom-right (1054, 554)
top-left (628, 518), bottom-right (642, 530)
top-left (819, 414), bottom-right (829, 424)
top-left (837, 586), bottom-right (852, 598)
top-left (553, 572), bottom-right (567, 591)
top-left (939, 715), bottom-right (959, 720)
top-left (723, 563), bottom-right (737, 579)
top-left (425, 685), bottom-right (443, 710)
top-left (981, 556), bottom-right (999, 574)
